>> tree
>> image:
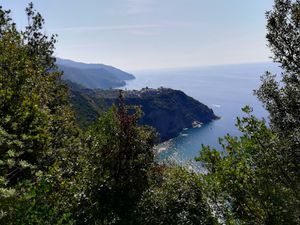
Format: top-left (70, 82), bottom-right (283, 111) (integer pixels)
top-left (255, 0), bottom-right (300, 188)
top-left (135, 165), bottom-right (218, 225)
top-left (0, 4), bottom-right (81, 224)
top-left (198, 0), bottom-right (300, 224)
top-left (75, 92), bottom-right (157, 224)
top-left (198, 107), bottom-right (298, 224)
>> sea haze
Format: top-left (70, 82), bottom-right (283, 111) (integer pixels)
top-left (123, 62), bottom-right (281, 162)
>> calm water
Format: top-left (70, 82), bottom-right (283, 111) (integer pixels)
top-left (124, 62), bottom-right (280, 162)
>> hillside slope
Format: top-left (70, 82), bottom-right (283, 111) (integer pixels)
top-left (68, 82), bottom-right (218, 142)
top-left (57, 58), bottom-right (135, 89)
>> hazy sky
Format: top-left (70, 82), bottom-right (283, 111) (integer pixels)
top-left (1, 0), bottom-right (274, 70)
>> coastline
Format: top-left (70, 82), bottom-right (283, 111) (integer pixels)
top-left (153, 139), bottom-right (173, 155)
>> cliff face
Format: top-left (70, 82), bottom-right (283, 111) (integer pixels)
top-left (68, 82), bottom-right (218, 142)
top-left (123, 88), bottom-right (217, 141)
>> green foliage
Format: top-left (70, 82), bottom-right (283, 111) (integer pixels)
top-left (0, 3), bottom-right (81, 223)
top-left (136, 165), bottom-right (218, 225)
top-left (255, 0), bottom-right (300, 184)
top-left (198, 1), bottom-right (300, 224)
top-left (198, 108), bottom-right (299, 224)
top-left (265, 0), bottom-right (300, 74)
top-left (4, 1), bottom-right (300, 224)
top-left (75, 93), bottom-right (156, 224)
top-left (68, 84), bottom-right (217, 142)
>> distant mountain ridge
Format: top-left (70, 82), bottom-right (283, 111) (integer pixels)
top-left (56, 58), bottom-right (135, 89)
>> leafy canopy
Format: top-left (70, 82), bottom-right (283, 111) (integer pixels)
top-left (75, 93), bottom-right (157, 224)
top-left (198, 1), bottom-right (300, 224)
top-left (0, 3), bottom-right (81, 224)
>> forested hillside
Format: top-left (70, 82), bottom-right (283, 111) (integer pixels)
top-left (68, 81), bottom-right (217, 141)
top-left (0, 1), bottom-right (299, 224)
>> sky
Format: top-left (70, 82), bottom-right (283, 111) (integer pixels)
top-left (1, 0), bottom-right (275, 71)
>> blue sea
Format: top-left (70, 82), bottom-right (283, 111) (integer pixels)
top-left (124, 62), bottom-right (280, 162)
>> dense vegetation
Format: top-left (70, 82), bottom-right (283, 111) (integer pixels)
top-left (0, 0), bottom-right (299, 224)
top-left (68, 81), bottom-right (217, 141)
top-left (197, 0), bottom-right (300, 224)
